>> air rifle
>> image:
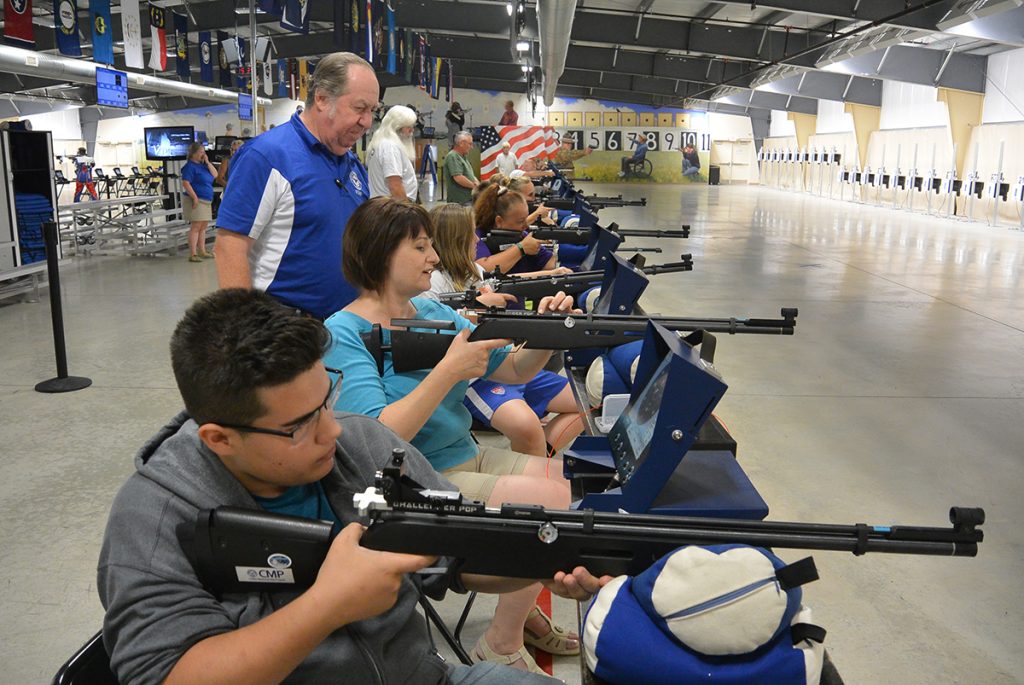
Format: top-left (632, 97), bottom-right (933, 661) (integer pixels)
top-left (542, 194), bottom-right (647, 210)
top-left (192, 449), bottom-right (984, 588)
top-left (486, 223), bottom-right (688, 251)
top-left (480, 255), bottom-right (693, 300)
top-left (359, 308), bottom-right (798, 374)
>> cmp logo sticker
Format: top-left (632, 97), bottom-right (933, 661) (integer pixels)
top-left (267, 553), bottom-right (292, 569)
top-left (94, 15), bottom-right (107, 35)
top-left (235, 566), bottom-right (296, 584)
top-left (11, 0), bottom-right (28, 14)
top-left (201, 42), bottom-right (210, 64)
top-left (490, 386), bottom-right (506, 395)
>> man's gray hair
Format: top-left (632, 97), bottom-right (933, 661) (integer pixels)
top-left (305, 52), bottom-right (374, 108)
top-left (454, 131), bottom-right (473, 145)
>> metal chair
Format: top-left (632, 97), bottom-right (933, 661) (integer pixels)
top-left (52, 631), bottom-right (117, 685)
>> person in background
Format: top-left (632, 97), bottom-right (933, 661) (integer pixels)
top-left (181, 142), bottom-right (217, 263)
top-left (445, 101), bottom-right (466, 146)
top-left (443, 131), bottom-right (479, 205)
top-left (496, 141), bottom-right (518, 177)
top-left (474, 185), bottom-right (568, 280)
top-left (516, 155), bottom-right (556, 180)
top-left (324, 197), bottom-right (584, 675)
top-left (214, 52), bottom-right (377, 320)
top-left (72, 147), bottom-right (98, 202)
top-left (499, 100), bottom-right (519, 126)
top-left (367, 105), bottom-right (419, 202)
top-left (504, 176), bottom-right (556, 227)
top-left (241, 127), bottom-right (252, 137)
top-left (681, 143), bottom-right (702, 180)
top-left (618, 133), bottom-right (648, 177)
top-left (552, 138), bottom-right (593, 179)
top-left (427, 203), bottom-right (584, 457)
top-left (224, 123), bottom-right (235, 137)
top-left (213, 139), bottom-right (244, 188)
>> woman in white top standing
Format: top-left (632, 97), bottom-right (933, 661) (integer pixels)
top-left (366, 105), bottom-right (420, 201)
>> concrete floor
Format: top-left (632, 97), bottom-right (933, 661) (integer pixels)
top-left (1, 182), bottom-right (1022, 683)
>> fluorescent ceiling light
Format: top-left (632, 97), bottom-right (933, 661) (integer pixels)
top-left (506, 2), bottom-right (513, 16)
top-left (521, 64), bottom-right (529, 72)
top-left (516, 41), bottom-right (530, 51)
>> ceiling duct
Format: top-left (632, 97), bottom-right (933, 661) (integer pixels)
top-left (937, 0), bottom-right (1024, 46)
top-left (816, 26), bottom-right (929, 68)
top-left (537, 0), bottom-right (577, 107)
top-left (0, 44), bottom-right (273, 108)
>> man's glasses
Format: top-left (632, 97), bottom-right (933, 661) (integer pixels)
top-left (215, 367), bottom-right (344, 443)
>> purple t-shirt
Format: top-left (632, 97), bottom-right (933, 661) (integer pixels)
top-left (475, 228), bottom-right (552, 275)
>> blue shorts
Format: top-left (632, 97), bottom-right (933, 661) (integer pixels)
top-left (464, 371), bottom-right (569, 427)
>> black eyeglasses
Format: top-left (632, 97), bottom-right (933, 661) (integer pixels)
top-left (215, 367), bottom-right (344, 443)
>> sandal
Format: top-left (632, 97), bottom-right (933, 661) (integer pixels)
top-left (524, 606), bottom-right (580, 656)
top-left (471, 635), bottom-right (547, 675)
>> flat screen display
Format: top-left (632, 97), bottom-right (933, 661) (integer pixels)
top-left (96, 67), bottom-right (128, 109)
top-left (215, 135), bottom-right (238, 150)
top-left (238, 93), bottom-right (253, 121)
top-left (610, 352), bottom-right (673, 484)
top-left (144, 126), bottom-right (195, 161)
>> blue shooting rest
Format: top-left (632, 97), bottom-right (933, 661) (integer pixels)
top-left (565, 253), bottom-right (651, 371)
top-left (564, 322), bottom-right (767, 519)
top-left (579, 225), bottom-right (624, 272)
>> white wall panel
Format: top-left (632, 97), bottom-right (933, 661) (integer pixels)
top-left (982, 48), bottom-right (1024, 124)
top-left (768, 109), bottom-right (796, 137)
top-left (879, 81), bottom-right (947, 130)
top-left (816, 99), bottom-right (854, 134)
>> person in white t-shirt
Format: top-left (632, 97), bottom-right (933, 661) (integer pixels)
top-left (495, 141), bottom-right (519, 178)
top-left (366, 105), bottom-right (419, 201)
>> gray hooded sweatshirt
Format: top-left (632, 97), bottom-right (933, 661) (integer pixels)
top-left (97, 411), bottom-right (458, 685)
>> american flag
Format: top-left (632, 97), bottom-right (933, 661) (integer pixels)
top-left (479, 126), bottom-right (559, 180)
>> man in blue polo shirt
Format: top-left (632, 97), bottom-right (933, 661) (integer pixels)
top-left (214, 52), bottom-right (379, 319)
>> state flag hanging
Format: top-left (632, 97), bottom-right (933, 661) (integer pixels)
top-left (386, 3), bottom-right (396, 74)
top-left (3, 0), bottom-right (35, 46)
top-left (281, 0), bottom-right (311, 34)
top-left (298, 59), bottom-right (309, 102)
top-left (217, 30), bottom-right (233, 87)
top-left (262, 61), bottom-right (273, 96)
top-left (90, 0), bottom-right (114, 65)
top-left (277, 59), bottom-right (289, 98)
top-left (174, 12), bottom-right (190, 79)
top-left (353, 0), bottom-right (365, 56)
top-left (236, 36), bottom-right (248, 90)
top-left (288, 58), bottom-right (298, 99)
top-left (121, 0), bottom-right (144, 68)
top-left (430, 58), bottom-right (441, 100)
top-left (199, 31), bottom-right (213, 83)
top-left (364, 1), bottom-right (374, 62)
top-left (371, 0), bottom-right (386, 71)
top-left (332, 0), bottom-right (350, 48)
top-left (148, 4), bottom-right (168, 71)
top-left (55, 0), bottom-right (82, 57)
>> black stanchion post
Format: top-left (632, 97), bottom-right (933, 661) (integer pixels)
top-left (35, 221), bottom-right (92, 394)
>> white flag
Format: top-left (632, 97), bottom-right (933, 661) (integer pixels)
top-left (120, 0), bottom-right (144, 69)
top-left (262, 61), bottom-right (272, 96)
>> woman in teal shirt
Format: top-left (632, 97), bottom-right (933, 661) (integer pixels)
top-left (324, 197), bottom-right (581, 674)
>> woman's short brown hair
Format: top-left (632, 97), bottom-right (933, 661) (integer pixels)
top-left (342, 196), bottom-right (433, 293)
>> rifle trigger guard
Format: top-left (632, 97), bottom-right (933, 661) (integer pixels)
top-left (538, 522), bottom-right (559, 544)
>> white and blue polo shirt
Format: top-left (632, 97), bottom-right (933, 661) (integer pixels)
top-left (217, 112), bottom-right (370, 319)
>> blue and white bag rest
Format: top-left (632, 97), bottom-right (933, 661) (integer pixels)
top-left (583, 544), bottom-right (826, 685)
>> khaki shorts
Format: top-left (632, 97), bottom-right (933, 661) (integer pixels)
top-left (442, 445), bottom-right (533, 503)
top-left (183, 198), bottom-right (213, 222)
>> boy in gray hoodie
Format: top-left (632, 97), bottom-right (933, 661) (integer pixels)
top-left (97, 288), bottom-right (605, 685)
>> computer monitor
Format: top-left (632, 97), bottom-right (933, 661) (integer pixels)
top-left (194, 130), bottom-right (209, 146)
top-left (215, 135), bottom-right (238, 150)
top-left (96, 67), bottom-right (128, 109)
top-left (238, 93), bottom-right (253, 122)
top-left (143, 126), bottom-right (195, 161)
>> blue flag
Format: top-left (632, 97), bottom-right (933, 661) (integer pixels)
top-left (277, 59), bottom-right (288, 97)
top-left (54, 0), bottom-right (82, 57)
top-left (199, 31), bottom-right (213, 83)
top-left (174, 13), bottom-right (190, 79)
top-left (89, 0), bottom-right (114, 64)
top-left (386, 3), bottom-right (396, 74)
top-left (281, 0), bottom-right (310, 34)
